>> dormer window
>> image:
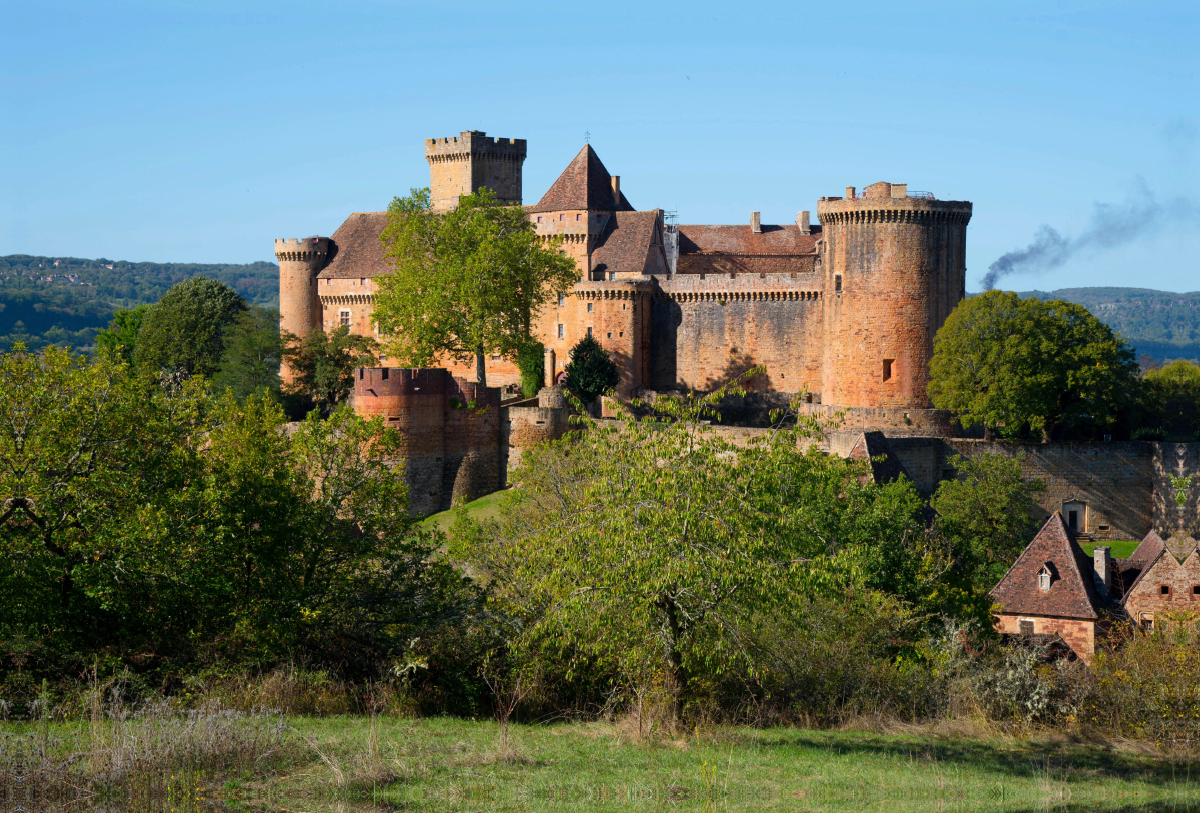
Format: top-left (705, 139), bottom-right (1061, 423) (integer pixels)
top-left (1037, 565), bottom-right (1051, 592)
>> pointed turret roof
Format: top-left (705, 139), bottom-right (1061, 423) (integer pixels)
top-left (990, 512), bottom-right (1105, 620)
top-left (529, 145), bottom-right (635, 213)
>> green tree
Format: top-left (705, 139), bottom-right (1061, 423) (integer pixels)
top-left (929, 290), bottom-right (1138, 441)
top-left (374, 187), bottom-right (577, 387)
top-left (95, 304), bottom-right (149, 362)
top-left (1142, 359), bottom-right (1200, 441)
top-left (281, 326), bottom-right (378, 416)
top-left (930, 453), bottom-right (1047, 590)
top-left (516, 338), bottom-right (545, 399)
top-left (562, 334), bottom-right (619, 404)
top-left (134, 277), bottom-right (247, 377)
top-left (451, 382), bottom-right (943, 722)
top-left (212, 307), bottom-right (283, 402)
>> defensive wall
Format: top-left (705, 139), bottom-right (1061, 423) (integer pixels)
top-left (860, 436), bottom-right (1200, 542)
top-left (352, 368), bottom-right (504, 516)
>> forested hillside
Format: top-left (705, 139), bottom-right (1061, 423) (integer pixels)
top-left (1018, 287), bottom-right (1200, 362)
top-left (0, 254), bottom-right (278, 352)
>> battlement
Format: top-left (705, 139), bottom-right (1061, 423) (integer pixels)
top-left (425, 130), bottom-right (527, 161)
top-left (274, 236), bottom-right (330, 262)
top-left (817, 185), bottom-right (972, 224)
top-left (355, 367), bottom-right (454, 399)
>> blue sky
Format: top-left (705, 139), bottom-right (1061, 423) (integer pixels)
top-left (2, 1), bottom-right (1197, 292)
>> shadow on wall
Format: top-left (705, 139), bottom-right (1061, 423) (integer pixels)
top-left (702, 349), bottom-right (773, 393)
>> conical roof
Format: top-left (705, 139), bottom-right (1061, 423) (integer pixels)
top-left (529, 145), bottom-right (635, 213)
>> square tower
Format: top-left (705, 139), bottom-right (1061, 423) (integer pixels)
top-left (425, 130), bottom-right (527, 211)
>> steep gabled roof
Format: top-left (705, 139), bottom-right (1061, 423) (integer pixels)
top-left (590, 211), bottom-right (663, 276)
top-left (990, 512), bottom-right (1104, 620)
top-left (317, 212), bottom-right (390, 279)
top-left (846, 431), bottom-right (909, 485)
top-left (529, 145), bottom-right (635, 213)
top-left (1116, 529), bottom-right (1167, 600)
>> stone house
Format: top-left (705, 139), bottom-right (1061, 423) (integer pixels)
top-left (1118, 532), bottom-right (1200, 632)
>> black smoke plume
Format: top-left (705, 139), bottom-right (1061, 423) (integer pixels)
top-left (982, 186), bottom-right (1198, 290)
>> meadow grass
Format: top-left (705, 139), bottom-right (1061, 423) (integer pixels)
top-left (9, 713), bottom-right (1200, 812)
top-left (420, 488), bottom-right (509, 535)
top-left (267, 716), bottom-right (1200, 812)
top-left (1081, 540), bottom-right (1140, 558)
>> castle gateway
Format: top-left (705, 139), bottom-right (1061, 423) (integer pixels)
top-left (277, 131), bottom-right (972, 428)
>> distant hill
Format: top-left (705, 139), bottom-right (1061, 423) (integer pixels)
top-left (1014, 287), bottom-right (1200, 363)
top-left (0, 255), bottom-right (279, 352)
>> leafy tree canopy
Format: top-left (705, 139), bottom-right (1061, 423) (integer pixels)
top-left (1141, 359), bottom-right (1200, 441)
top-left (95, 304), bottom-right (149, 363)
top-left (374, 187), bottom-right (578, 387)
top-left (212, 307), bottom-right (283, 403)
top-left (281, 326), bottom-right (378, 417)
top-left (134, 277), bottom-right (247, 377)
top-left (562, 334), bottom-right (619, 403)
top-left (451, 380), bottom-right (960, 721)
top-left (929, 290), bottom-right (1138, 441)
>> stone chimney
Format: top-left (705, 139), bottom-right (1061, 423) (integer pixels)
top-left (1093, 546), bottom-right (1111, 599)
top-left (798, 211), bottom-right (811, 234)
top-left (846, 186), bottom-right (856, 199)
top-left (751, 211), bottom-right (761, 234)
top-left (611, 175), bottom-right (620, 204)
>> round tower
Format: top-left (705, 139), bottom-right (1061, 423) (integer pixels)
top-left (275, 236), bottom-right (330, 339)
top-left (818, 183), bottom-right (972, 410)
top-left (353, 367), bottom-right (451, 517)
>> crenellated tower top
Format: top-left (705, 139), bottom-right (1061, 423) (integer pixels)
top-left (425, 130), bottom-right (527, 211)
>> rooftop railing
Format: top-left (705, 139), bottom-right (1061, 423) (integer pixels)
top-left (907, 191), bottom-right (936, 199)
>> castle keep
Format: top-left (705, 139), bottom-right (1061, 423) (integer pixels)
top-left (277, 130), bottom-right (973, 423)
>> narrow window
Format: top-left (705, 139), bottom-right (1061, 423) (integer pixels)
top-left (1161, 584), bottom-right (1171, 596)
top-left (381, 368), bottom-right (388, 380)
top-left (557, 324), bottom-right (564, 339)
top-left (587, 302), bottom-right (593, 313)
top-left (619, 331), bottom-right (624, 338)
top-left (558, 293), bottom-right (565, 307)
top-left (587, 327), bottom-right (593, 338)
top-left (1018, 619), bottom-right (1034, 635)
top-left (340, 310), bottom-right (351, 328)
top-left (607, 332), bottom-right (612, 339)
top-left (1038, 572), bottom-right (1050, 591)
top-left (882, 359), bottom-right (894, 382)
top-left (835, 274), bottom-right (842, 293)
top-left (359, 369), bottom-right (364, 380)
top-left (609, 271), bottom-right (616, 281)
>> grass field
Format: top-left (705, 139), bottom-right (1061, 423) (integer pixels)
top-left (421, 488), bottom-right (510, 536)
top-left (12, 715), bottom-right (1200, 811)
top-left (1080, 540), bottom-right (1141, 558)
top-left (276, 718), bottom-right (1200, 812)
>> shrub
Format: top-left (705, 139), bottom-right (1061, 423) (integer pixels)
top-left (516, 339), bottom-right (545, 399)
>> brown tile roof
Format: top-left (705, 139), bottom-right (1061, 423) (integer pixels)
top-left (990, 513), bottom-right (1105, 620)
top-left (675, 224), bottom-right (821, 276)
top-left (590, 211), bottom-right (663, 276)
top-left (528, 145), bottom-right (635, 214)
top-left (847, 431), bottom-right (909, 485)
top-left (317, 212), bottom-right (391, 279)
top-left (1115, 530), bottom-right (1167, 602)
top-left (677, 224), bottom-right (821, 255)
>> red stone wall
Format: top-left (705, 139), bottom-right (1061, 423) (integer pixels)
top-left (995, 613), bottom-right (1096, 661)
top-left (818, 194), bottom-right (971, 409)
top-left (650, 274), bottom-right (825, 394)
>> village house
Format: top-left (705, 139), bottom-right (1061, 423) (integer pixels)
top-left (991, 513), bottom-right (1199, 661)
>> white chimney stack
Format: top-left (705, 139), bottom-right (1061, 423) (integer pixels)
top-left (751, 211), bottom-right (761, 234)
top-left (1093, 546), bottom-right (1111, 599)
top-left (798, 211), bottom-right (811, 234)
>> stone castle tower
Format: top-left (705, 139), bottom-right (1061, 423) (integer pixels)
top-left (275, 236), bottom-right (330, 381)
top-left (818, 183), bottom-right (972, 410)
top-left (425, 130), bottom-right (527, 211)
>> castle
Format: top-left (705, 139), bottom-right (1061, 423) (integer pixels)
top-left (277, 130), bottom-right (973, 430)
